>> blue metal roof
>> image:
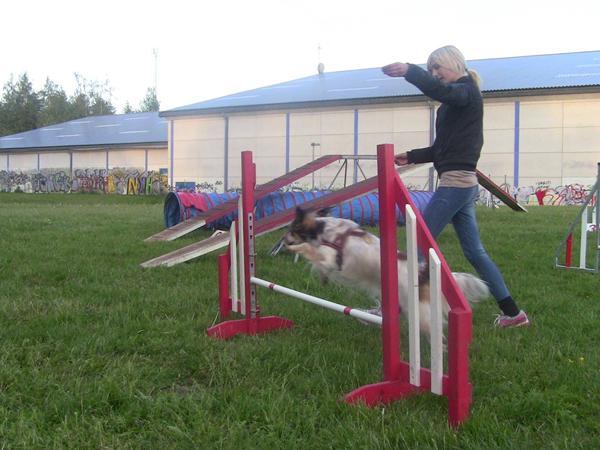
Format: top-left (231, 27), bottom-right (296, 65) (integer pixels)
top-left (0, 111), bottom-right (167, 152)
top-left (162, 50), bottom-right (600, 117)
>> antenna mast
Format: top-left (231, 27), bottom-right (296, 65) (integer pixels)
top-left (152, 48), bottom-right (158, 94)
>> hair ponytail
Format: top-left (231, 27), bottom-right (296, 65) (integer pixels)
top-left (467, 69), bottom-right (482, 88)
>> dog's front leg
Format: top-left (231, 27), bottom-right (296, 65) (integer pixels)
top-left (286, 243), bottom-right (325, 263)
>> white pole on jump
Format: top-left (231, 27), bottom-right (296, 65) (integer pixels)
top-left (580, 206), bottom-right (589, 269)
top-left (237, 198), bottom-right (246, 315)
top-left (406, 205), bottom-right (421, 387)
top-left (250, 276), bottom-right (383, 326)
top-left (229, 221), bottom-right (240, 313)
top-left (429, 248), bottom-right (444, 396)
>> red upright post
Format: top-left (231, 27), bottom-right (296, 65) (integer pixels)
top-left (447, 310), bottom-right (472, 426)
top-left (565, 234), bottom-right (573, 268)
top-left (377, 144), bottom-right (402, 381)
top-left (217, 253), bottom-right (231, 319)
top-left (241, 151), bottom-right (257, 328)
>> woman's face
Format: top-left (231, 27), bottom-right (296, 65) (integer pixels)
top-left (429, 63), bottom-right (462, 84)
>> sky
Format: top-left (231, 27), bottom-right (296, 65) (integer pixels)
top-left (2, 0), bottom-right (598, 113)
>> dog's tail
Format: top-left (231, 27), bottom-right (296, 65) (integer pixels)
top-left (451, 272), bottom-right (490, 304)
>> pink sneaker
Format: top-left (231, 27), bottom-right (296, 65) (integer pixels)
top-left (494, 310), bottom-right (530, 328)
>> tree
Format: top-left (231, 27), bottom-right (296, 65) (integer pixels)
top-left (0, 73), bottom-right (40, 136)
top-left (139, 87), bottom-right (160, 112)
top-left (89, 92), bottom-right (115, 116)
top-left (122, 101), bottom-right (134, 114)
top-left (70, 73), bottom-right (115, 117)
top-left (38, 78), bottom-right (73, 127)
top-left (0, 72), bottom-right (120, 135)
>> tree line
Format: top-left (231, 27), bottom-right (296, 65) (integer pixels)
top-left (0, 73), bottom-right (160, 136)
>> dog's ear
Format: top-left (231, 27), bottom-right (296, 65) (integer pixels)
top-left (296, 207), bottom-right (318, 229)
top-left (295, 206), bottom-right (306, 221)
top-left (316, 207), bottom-right (331, 217)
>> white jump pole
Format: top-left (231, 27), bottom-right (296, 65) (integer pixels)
top-left (250, 277), bottom-right (383, 326)
top-left (405, 205), bottom-right (421, 387)
top-left (580, 206), bottom-right (589, 269)
top-left (229, 221), bottom-right (240, 313)
top-left (237, 197), bottom-right (246, 315)
top-left (429, 249), bottom-right (444, 396)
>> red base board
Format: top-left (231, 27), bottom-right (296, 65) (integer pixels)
top-left (344, 380), bottom-right (425, 406)
top-left (207, 316), bottom-right (294, 340)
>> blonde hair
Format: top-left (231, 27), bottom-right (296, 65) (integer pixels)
top-left (427, 45), bottom-right (482, 88)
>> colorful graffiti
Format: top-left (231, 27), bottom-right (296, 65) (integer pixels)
top-left (0, 168), bottom-right (168, 195)
top-left (476, 181), bottom-right (596, 207)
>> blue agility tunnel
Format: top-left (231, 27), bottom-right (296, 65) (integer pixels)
top-left (164, 190), bottom-right (433, 230)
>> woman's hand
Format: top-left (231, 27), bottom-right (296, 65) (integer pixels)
top-left (382, 62), bottom-right (409, 77)
top-left (394, 152), bottom-right (409, 166)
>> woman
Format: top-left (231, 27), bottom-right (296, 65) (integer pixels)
top-left (382, 45), bottom-right (529, 328)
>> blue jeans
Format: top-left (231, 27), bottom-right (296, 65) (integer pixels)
top-left (421, 185), bottom-right (510, 301)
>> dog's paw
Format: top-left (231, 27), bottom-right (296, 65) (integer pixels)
top-left (286, 243), bottom-right (310, 253)
top-left (286, 243), bottom-right (325, 263)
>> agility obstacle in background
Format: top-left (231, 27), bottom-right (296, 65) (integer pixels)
top-left (207, 145), bottom-right (475, 428)
top-left (555, 162), bottom-right (600, 274)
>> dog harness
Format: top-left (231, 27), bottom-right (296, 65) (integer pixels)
top-left (319, 228), bottom-right (429, 289)
top-left (321, 228), bottom-right (367, 270)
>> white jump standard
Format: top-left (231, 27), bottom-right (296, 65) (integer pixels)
top-left (555, 162), bottom-right (600, 273)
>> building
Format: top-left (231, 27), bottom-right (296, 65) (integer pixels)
top-left (160, 50), bottom-right (600, 204)
top-left (0, 112), bottom-right (168, 193)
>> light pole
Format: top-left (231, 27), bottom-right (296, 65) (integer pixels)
top-left (153, 48), bottom-right (158, 96)
top-left (310, 142), bottom-right (320, 190)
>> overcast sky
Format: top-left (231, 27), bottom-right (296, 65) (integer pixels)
top-left (2, 0), bottom-right (598, 113)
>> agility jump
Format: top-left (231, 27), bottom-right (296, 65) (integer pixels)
top-left (207, 144), bottom-right (474, 428)
top-left (555, 162), bottom-right (600, 273)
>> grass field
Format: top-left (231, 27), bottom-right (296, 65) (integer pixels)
top-left (0, 193), bottom-right (599, 449)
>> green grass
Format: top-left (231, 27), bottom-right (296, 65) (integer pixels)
top-left (1, 193), bottom-right (599, 449)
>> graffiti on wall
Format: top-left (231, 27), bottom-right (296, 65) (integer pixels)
top-left (0, 168), bottom-right (168, 195)
top-left (477, 180), bottom-right (596, 207)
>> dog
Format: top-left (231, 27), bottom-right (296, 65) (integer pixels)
top-left (283, 207), bottom-right (489, 341)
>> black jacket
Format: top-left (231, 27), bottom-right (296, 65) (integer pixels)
top-left (404, 64), bottom-right (483, 175)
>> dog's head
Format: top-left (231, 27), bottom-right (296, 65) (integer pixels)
top-left (283, 207), bottom-right (328, 246)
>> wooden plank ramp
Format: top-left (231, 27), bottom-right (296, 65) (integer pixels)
top-left (140, 231), bottom-right (231, 268)
top-left (476, 170), bottom-right (527, 212)
top-left (144, 154), bottom-right (343, 242)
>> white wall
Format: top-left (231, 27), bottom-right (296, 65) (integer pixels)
top-left (166, 92), bottom-right (600, 194)
top-left (7, 153), bottom-right (37, 171)
top-left (170, 117), bottom-right (225, 190)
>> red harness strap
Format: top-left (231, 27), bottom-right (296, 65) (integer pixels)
top-left (321, 228), bottom-right (367, 269)
top-left (321, 229), bottom-right (414, 275)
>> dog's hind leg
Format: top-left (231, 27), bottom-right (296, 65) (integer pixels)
top-left (418, 284), bottom-right (448, 351)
